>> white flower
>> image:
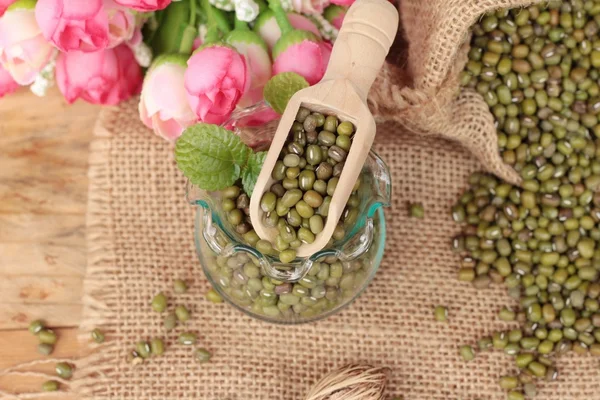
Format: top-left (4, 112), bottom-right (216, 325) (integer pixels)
top-left (234, 0), bottom-right (259, 22)
top-left (30, 58), bottom-right (56, 97)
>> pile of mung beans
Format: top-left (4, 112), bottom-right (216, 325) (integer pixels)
top-left (204, 108), bottom-right (373, 320)
top-left (455, 1), bottom-right (600, 399)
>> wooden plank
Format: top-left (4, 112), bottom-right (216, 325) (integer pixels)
top-left (1, 276), bottom-right (82, 304)
top-left (0, 328), bottom-right (81, 399)
top-left (0, 86), bottom-right (97, 214)
top-left (0, 243), bottom-right (86, 276)
top-left (0, 214), bottom-right (85, 245)
top-left (0, 88), bottom-right (96, 396)
top-left (1, 135), bottom-right (91, 171)
top-left (0, 171), bottom-right (88, 215)
top-left (0, 304), bottom-right (82, 330)
top-left (0, 88), bottom-right (98, 139)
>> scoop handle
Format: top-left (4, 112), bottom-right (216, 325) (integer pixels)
top-left (321, 0), bottom-right (399, 101)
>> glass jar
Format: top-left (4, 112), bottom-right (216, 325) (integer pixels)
top-left (187, 103), bottom-right (391, 324)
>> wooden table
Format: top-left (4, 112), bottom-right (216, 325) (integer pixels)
top-left (0, 88), bottom-right (100, 398)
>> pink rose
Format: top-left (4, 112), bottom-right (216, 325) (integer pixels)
top-left (105, 0), bottom-right (136, 48)
top-left (331, 13), bottom-right (344, 29)
top-left (0, 4), bottom-right (55, 85)
top-left (35, 0), bottom-right (110, 52)
top-left (226, 31), bottom-right (272, 108)
top-left (113, 0), bottom-right (170, 11)
top-left (0, 63), bottom-right (19, 97)
top-left (0, 0), bottom-right (17, 17)
top-left (184, 45), bottom-right (249, 125)
top-left (291, 0), bottom-right (328, 14)
top-left (56, 44), bottom-right (142, 105)
top-left (139, 55), bottom-right (197, 141)
top-left (255, 11), bottom-right (321, 50)
top-left (329, 0), bottom-right (354, 5)
top-left (273, 40), bottom-right (331, 85)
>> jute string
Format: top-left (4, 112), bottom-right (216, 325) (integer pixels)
top-left (71, 98), bottom-right (600, 399)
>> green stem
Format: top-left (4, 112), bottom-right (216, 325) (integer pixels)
top-left (254, 0), bottom-right (267, 13)
top-left (195, 0), bottom-right (204, 20)
top-left (201, 0), bottom-right (232, 35)
top-left (234, 19), bottom-right (249, 30)
top-left (205, 26), bottom-right (220, 43)
top-left (267, 0), bottom-right (292, 35)
top-left (189, 0), bottom-right (197, 27)
top-left (200, 0), bottom-right (219, 44)
top-left (212, 6), bottom-right (233, 33)
top-left (201, 0), bottom-right (214, 25)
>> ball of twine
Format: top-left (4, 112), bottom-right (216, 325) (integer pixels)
top-left (304, 364), bottom-right (389, 400)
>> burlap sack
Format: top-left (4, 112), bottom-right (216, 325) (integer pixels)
top-left (368, 0), bottom-right (550, 186)
top-left (73, 99), bottom-right (600, 400)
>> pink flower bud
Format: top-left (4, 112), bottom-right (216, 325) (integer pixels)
top-left (192, 37), bottom-right (203, 52)
top-left (226, 31), bottom-right (272, 108)
top-left (139, 55), bottom-right (197, 141)
top-left (0, 63), bottom-right (19, 97)
top-left (255, 11), bottom-right (321, 50)
top-left (184, 45), bottom-right (249, 125)
top-left (113, 0), bottom-right (171, 11)
top-left (0, 4), bottom-right (55, 85)
top-left (0, 0), bottom-right (17, 17)
top-left (56, 44), bottom-right (142, 105)
top-left (273, 40), bottom-right (331, 85)
top-left (324, 4), bottom-right (346, 29)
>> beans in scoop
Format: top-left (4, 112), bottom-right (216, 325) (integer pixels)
top-left (261, 108), bottom-right (359, 262)
top-left (221, 107), bottom-right (360, 262)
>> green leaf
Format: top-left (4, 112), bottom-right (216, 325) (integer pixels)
top-left (263, 72), bottom-right (310, 114)
top-left (242, 152), bottom-right (267, 196)
top-left (175, 124), bottom-right (251, 191)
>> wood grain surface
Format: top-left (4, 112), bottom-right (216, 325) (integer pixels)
top-left (0, 87), bottom-right (99, 398)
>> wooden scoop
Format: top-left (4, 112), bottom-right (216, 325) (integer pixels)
top-left (249, 0), bottom-right (399, 257)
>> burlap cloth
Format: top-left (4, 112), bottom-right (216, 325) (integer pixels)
top-left (74, 99), bottom-right (600, 400)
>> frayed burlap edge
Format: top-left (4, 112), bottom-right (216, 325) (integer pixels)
top-left (71, 106), bottom-right (121, 398)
